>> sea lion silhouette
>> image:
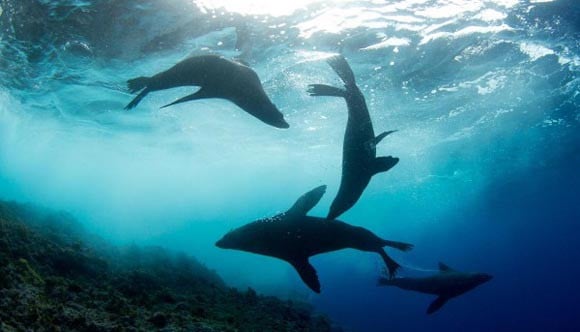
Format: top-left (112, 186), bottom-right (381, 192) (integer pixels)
top-left (378, 262), bottom-right (493, 314)
top-left (308, 55), bottom-right (399, 219)
top-left (125, 55), bottom-right (289, 128)
top-left (216, 185), bottom-right (413, 293)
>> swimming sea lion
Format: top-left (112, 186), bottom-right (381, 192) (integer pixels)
top-left (308, 55), bottom-right (399, 219)
top-left (379, 262), bottom-right (492, 314)
top-left (216, 185), bottom-right (413, 293)
top-left (125, 55), bottom-right (289, 129)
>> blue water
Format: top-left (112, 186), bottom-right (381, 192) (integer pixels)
top-left (0, 0), bottom-right (579, 331)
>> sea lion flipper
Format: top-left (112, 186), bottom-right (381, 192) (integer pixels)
top-left (372, 156), bottom-right (399, 175)
top-left (427, 296), bottom-right (450, 315)
top-left (160, 88), bottom-right (213, 109)
top-left (382, 239), bottom-right (413, 252)
top-left (125, 88), bottom-right (150, 110)
top-left (127, 76), bottom-right (150, 93)
top-left (326, 55), bottom-right (356, 86)
top-left (286, 185), bottom-right (327, 217)
top-left (375, 130), bottom-right (397, 146)
top-left (289, 258), bottom-right (321, 293)
top-left (307, 84), bottom-right (346, 98)
top-left (377, 248), bottom-right (402, 279)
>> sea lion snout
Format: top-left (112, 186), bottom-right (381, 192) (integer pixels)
top-left (270, 117), bottom-right (290, 129)
top-left (259, 103), bottom-right (289, 128)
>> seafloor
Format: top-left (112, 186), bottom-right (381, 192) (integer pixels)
top-left (0, 201), bottom-right (337, 332)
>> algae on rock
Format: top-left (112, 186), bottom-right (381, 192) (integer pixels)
top-left (0, 201), bottom-right (336, 331)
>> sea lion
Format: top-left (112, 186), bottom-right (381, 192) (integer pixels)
top-left (125, 55), bottom-right (289, 129)
top-left (378, 262), bottom-right (493, 314)
top-left (308, 55), bottom-right (399, 219)
top-left (216, 185), bottom-right (413, 293)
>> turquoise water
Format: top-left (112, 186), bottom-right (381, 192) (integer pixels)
top-left (0, 0), bottom-right (579, 331)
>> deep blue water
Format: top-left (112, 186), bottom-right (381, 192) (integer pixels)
top-left (0, 0), bottom-right (579, 331)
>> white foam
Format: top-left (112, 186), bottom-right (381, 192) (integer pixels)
top-left (519, 42), bottom-right (555, 61)
top-left (361, 37), bottom-right (411, 50)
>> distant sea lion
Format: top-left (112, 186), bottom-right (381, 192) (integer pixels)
top-left (216, 185), bottom-right (413, 293)
top-left (125, 55), bottom-right (289, 129)
top-left (308, 55), bottom-right (399, 219)
top-left (379, 262), bottom-right (493, 314)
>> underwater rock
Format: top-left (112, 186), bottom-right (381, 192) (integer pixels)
top-left (0, 200), bottom-right (336, 331)
top-left (148, 312), bottom-right (168, 328)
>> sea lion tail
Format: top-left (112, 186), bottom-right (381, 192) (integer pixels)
top-left (127, 76), bottom-right (150, 93)
top-left (382, 240), bottom-right (414, 252)
top-left (327, 55), bottom-right (356, 86)
top-left (377, 248), bottom-right (401, 279)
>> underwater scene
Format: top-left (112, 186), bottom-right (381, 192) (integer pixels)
top-left (0, 0), bottom-right (579, 331)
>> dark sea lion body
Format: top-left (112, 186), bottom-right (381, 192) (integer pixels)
top-left (125, 55), bottom-right (289, 128)
top-left (379, 263), bottom-right (492, 314)
top-left (216, 186), bottom-right (413, 293)
top-left (308, 55), bottom-right (399, 219)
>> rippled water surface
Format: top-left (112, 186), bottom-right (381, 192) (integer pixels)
top-left (0, 1), bottom-right (579, 331)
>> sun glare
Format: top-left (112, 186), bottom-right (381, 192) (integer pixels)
top-left (194, 0), bottom-right (332, 17)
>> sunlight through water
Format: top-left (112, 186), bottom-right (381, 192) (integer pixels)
top-left (194, 0), bottom-right (333, 16)
top-left (0, 0), bottom-right (578, 331)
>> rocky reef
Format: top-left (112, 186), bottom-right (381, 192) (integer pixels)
top-left (0, 201), bottom-right (336, 331)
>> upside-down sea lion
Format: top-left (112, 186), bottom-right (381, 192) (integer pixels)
top-left (308, 55), bottom-right (399, 219)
